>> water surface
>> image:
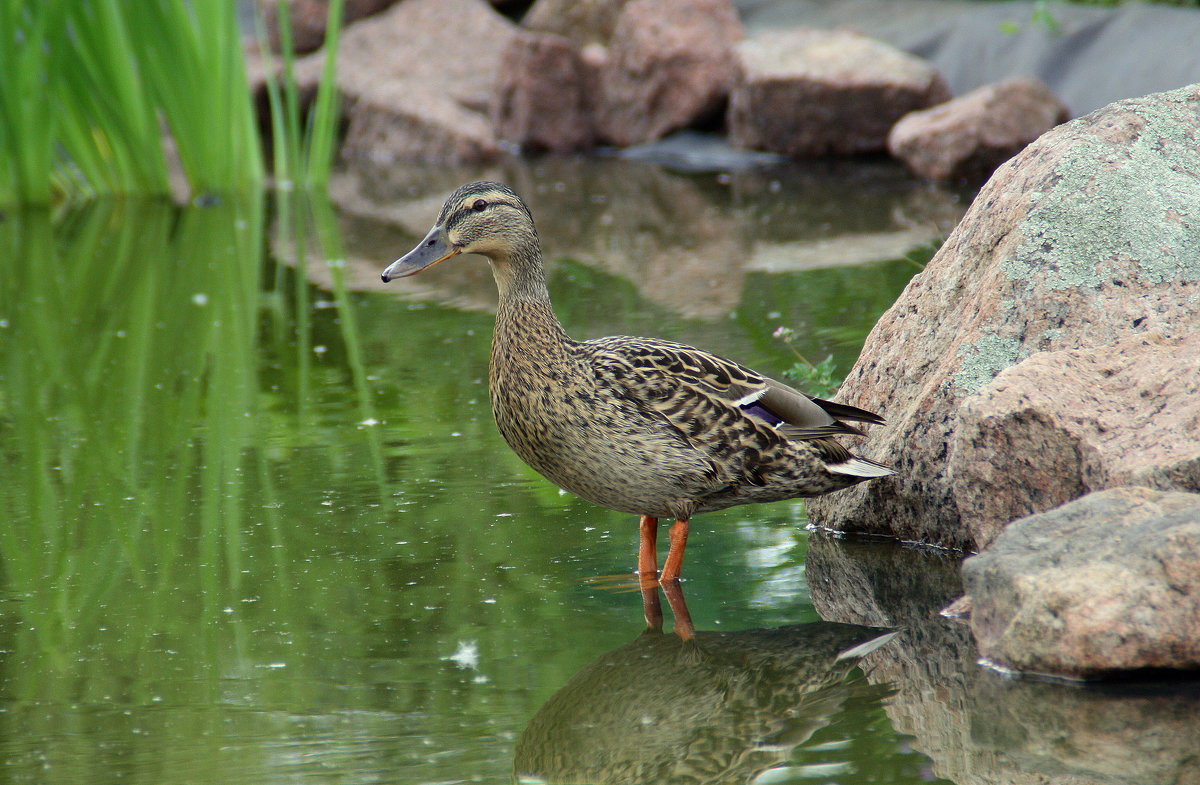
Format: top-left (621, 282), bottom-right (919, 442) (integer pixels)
top-left (1, 160), bottom-right (1194, 784)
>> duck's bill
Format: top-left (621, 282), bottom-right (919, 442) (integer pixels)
top-left (381, 225), bottom-right (460, 282)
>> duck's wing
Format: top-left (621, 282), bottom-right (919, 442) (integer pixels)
top-left (760, 377), bottom-right (886, 438)
top-left (581, 336), bottom-right (877, 443)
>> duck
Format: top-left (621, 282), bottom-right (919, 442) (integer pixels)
top-left (381, 181), bottom-right (893, 583)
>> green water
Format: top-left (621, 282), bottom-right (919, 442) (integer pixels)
top-left (2, 164), bottom-right (1193, 785)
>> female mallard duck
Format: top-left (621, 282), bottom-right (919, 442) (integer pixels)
top-left (381, 181), bottom-right (892, 583)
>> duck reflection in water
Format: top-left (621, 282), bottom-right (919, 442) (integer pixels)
top-left (513, 579), bottom-right (898, 785)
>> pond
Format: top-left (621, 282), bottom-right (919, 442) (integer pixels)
top-left (1, 156), bottom-right (1196, 785)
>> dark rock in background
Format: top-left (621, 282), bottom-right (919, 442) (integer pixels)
top-left (888, 76), bottom-right (1069, 180)
top-left (260, 0), bottom-right (398, 54)
top-left (492, 31), bottom-right (595, 152)
top-left (311, 0), bottom-right (518, 165)
top-left (738, 0), bottom-right (1200, 118)
top-left (728, 28), bottom-right (950, 156)
top-left (593, 0), bottom-right (743, 146)
top-left (253, 0), bottom-right (1200, 175)
top-left (522, 0), bottom-right (633, 47)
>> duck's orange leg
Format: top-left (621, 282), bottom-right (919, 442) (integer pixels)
top-left (659, 518), bottom-right (689, 583)
top-left (638, 515), bottom-right (658, 578)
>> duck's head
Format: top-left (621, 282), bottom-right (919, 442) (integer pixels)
top-left (381, 181), bottom-right (537, 282)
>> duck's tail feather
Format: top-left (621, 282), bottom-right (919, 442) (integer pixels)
top-left (826, 456), bottom-right (895, 478)
top-left (807, 395), bottom-right (886, 426)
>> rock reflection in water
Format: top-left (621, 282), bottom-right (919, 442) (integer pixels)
top-left (513, 581), bottom-right (897, 785)
top-left (324, 150), bottom-right (966, 320)
top-left (807, 533), bottom-right (1200, 785)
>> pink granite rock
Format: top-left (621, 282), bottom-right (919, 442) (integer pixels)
top-left (728, 28), bottom-right (951, 156)
top-left (492, 31), bottom-right (595, 152)
top-left (806, 84), bottom-right (1200, 550)
top-left (963, 486), bottom-right (1200, 678)
top-left (594, 0), bottom-right (743, 146)
top-left (951, 332), bottom-right (1200, 548)
top-left (889, 77), bottom-right (1070, 180)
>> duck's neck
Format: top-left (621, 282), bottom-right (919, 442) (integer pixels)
top-left (490, 240), bottom-right (550, 304)
top-left (489, 243), bottom-right (571, 365)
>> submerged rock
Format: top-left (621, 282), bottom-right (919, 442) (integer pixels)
top-left (806, 83), bottom-right (1200, 550)
top-left (728, 28), bottom-right (950, 156)
top-left (962, 486), bottom-right (1200, 678)
top-left (888, 76), bottom-right (1070, 181)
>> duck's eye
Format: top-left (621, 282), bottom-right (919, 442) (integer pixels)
top-left (472, 199), bottom-right (487, 212)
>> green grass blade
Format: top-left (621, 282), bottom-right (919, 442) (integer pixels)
top-left (56, 0), bottom-right (170, 195)
top-left (127, 0), bottom-right (263, 197)
top-left (0, 2), bottom-right (62, 204)
top-left (256, 1), bottom-right (300, 188)
top-left (303, 0), bottom-right (344, 186)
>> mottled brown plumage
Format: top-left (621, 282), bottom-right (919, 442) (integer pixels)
top-left (382, 181), bottom-right (893, 581)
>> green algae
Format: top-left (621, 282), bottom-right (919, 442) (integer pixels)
top-left (953, 333), bottom-right (1023, 394)
top-left (1002, 86), bottom-right (1200, 292)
